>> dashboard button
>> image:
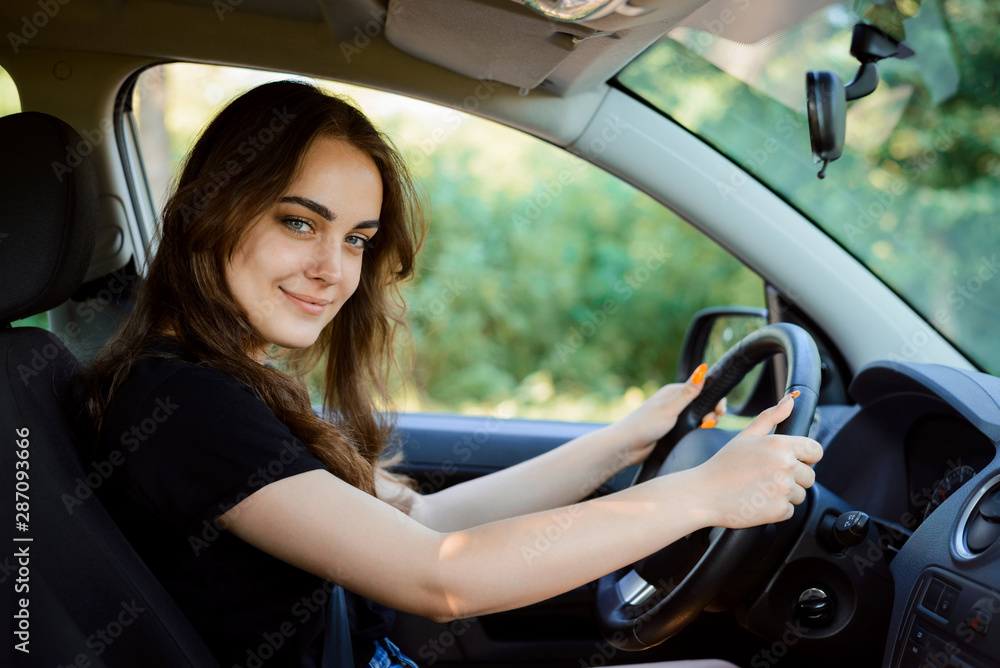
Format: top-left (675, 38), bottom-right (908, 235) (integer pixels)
top-left (905, 639), bottom-right (924, 659)
top-left (964, 608), bottom-right (991, 635)
top-left (938, 586), bottom-right (959, 619)
top-left (925, 638), bottom-right (951, 667)
top-left (924, 580), bottom-right (945, 612)
top-left (911, 624), bottom-right (930, 644)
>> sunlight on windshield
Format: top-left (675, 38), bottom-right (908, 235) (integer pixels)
top-left (619, 0), bottom-right (1000, 373)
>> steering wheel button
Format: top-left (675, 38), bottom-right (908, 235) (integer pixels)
top-left (911, 625), bottom-right (929, 644)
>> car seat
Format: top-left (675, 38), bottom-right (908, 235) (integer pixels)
top-left (0, 111), bottom-right (221, 667)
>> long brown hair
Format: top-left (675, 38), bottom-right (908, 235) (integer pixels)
top-left (70, 80), bottom-right (424, 495)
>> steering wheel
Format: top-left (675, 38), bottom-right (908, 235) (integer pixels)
top-left (595, 322), bottom-right (821, 650)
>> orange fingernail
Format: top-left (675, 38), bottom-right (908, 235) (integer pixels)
top-left (691, 363), bottom-right (707, 385)
top-left (789, 390), bottom-right (800, 399)
top-left (700, 418), bottom-right (716, 429)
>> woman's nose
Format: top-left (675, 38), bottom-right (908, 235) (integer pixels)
top-left (305, 242), bottom-right (342, 284)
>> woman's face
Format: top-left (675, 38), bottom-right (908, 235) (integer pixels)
top-left (224, 137), bottom-right (383, 363)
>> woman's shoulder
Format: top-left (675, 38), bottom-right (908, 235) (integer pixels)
top-left (118, 337), bottom-right (258, 409)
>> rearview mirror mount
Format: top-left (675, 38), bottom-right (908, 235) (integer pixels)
top-left (806, 23), bottom-right (914, 179)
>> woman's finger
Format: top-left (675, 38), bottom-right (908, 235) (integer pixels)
top-left (700, 397), bottom-right (727, 428)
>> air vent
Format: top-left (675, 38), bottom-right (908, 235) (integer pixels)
top-left (955, 474), bottom-right (1000, 559)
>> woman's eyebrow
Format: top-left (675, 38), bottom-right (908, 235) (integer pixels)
top-left (280, 196), bottom-right (333, 221)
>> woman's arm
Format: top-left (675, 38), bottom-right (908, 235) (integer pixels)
top-left (399, 366), bottom-right (721, 532)
top-left (219, 394), bottom-right (820, 622)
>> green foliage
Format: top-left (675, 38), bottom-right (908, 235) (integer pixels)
top-left (620, 0), bottom-right (1000, 372)
top-left (372, 113), bottom-right (763, 416)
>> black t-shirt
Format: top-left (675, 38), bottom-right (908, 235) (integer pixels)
top-left (91, 336), bottom-right (394, 667)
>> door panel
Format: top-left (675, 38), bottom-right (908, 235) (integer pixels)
top-left (391, 412), bottom-right (636, 494)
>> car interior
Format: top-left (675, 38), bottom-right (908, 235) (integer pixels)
top-left (1, 0), bottom-right (999, 667)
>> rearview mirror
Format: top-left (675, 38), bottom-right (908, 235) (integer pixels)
top-left (806, 23), bottom-right (914, 178)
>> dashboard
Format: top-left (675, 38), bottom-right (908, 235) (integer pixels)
top-left (813, 361), bottom-right (1000, 667)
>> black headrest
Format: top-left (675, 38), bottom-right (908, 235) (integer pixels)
top-left (0, 111), bottom-right (98, 324)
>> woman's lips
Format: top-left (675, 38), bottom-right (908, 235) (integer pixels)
top-left (281, 288), bottom-right (327, 315)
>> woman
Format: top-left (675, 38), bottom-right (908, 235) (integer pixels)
top-left (69, 80), bottom-right (822, 668)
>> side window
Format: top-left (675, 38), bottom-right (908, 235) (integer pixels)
top-left (131, 63), bottom-right (764, 421)
top-left (0, 66), bottom-right (18, 118)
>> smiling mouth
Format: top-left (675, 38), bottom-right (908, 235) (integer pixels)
top-left (280, 288), bottom-right (328, 315)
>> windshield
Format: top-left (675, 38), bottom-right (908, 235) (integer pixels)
top-left (618, 0), bottom-right (999, 373)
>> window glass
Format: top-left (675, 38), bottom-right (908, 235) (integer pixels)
top-left (0, 65), bottom-right (19, 118)
top-left (618, 0), bottom-right (1000, 373)
top-left (133, 64), bottom-right (764, 421)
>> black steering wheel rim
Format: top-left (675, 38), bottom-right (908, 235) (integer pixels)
top-left (596, 322), bottom-right (821, 650)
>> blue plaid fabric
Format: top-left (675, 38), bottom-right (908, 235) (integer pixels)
top-left (368, 638), bottom-right (419, 668)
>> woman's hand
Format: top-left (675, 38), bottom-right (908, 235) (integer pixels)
top-left (611, 363), bottom-right (725, 468)
top-left (686, 392), bottom-right (824, 528)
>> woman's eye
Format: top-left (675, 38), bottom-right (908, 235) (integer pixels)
top-left (346, 234), bottom-right (374, 251)
top-left (282, 217), bottom-right (314, 235)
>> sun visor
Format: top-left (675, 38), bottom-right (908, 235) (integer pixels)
top-left (384, 0), bottom-right (708, 91)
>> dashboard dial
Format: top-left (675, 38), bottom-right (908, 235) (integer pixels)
top-left (923, 464), bottom-right (977, 521)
